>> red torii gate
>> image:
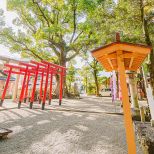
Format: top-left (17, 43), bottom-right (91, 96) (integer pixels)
top-left (0, 60), bottom-right (66, 110)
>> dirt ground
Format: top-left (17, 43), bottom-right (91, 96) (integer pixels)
top-left (0, 96), bottom-right (143, 154)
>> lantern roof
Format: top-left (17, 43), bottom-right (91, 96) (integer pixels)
top-left (91, 41), bottom-right (151, 72)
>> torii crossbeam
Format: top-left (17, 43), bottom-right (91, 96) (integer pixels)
top-left (91, 34), bottom-right (151, 154)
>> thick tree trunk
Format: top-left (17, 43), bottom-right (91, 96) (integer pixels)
top-left (69, 83), bottom-right (71, 93)
top-left (140, 0), bottom-right (154, 94)
top-left (138, 68), bottom-right (147, 99)
top-left (93, 69), bottom-right (99, 96)
top-left (140, 0), bottom-right (154, 125)
top-left (128, 73), bottom-right (139, 109)
top-left (54, 51), bottom-right (68, 98)
top-left (54, 75), bottom-right (59, 97)
top-left (59, 52), bottom-right (69, 98)
top-left (116, 72), bottom-right (119, 99)
top-left (85, 76), bottom-right (88, 94)
top-left (128, 72), bottom-right (140, 118)
top-left (143, 19), bottom-right (154, 95)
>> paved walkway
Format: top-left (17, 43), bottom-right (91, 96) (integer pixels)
top-left (0, 96), bottom-right (142, 154)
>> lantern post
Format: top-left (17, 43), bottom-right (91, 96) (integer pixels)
top-left (117, 51), bottom-right (136, 154)
top-left (91, 34), bottom-right (151, 154)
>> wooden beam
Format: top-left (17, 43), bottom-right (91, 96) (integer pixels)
top-left (123, 53), bottom-right (135, 58)
top-left (107, 58), bottom-right (114, 69)
top-left (105, 53), bottom-right (117, 59)
top-left (129, 57), bottom-right (134, 68)
top-left (119, 44), bottom-right (151, 54)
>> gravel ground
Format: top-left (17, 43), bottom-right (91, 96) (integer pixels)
top-left (0, 96), bottom-right (143, 154)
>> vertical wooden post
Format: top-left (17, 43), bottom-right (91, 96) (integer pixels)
top-left (42, 64), bottom-right (50, 110)
top-left (18, 66), bottom-right (28, 108)
top-left (49, 73), bottom-right (53, 105)
top-left (24, 72), bottom-right (30, 103)
top-left (117, 51), bottom-right (136, 154)
top-left (59, 70), bottom-right (63, 106)
top-left (30, 65), bottom-right (39, 109)
top-left (12, 74), bottom-right (20, 102)
top-left (39, 71), bottom-right (44, 104)
top-left (0, 67), bottom-right (12, 106)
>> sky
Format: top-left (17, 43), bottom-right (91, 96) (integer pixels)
top-left (0, 0), bottom-right (111, 77)
top-left (0, 0), bottom-right (20, 58)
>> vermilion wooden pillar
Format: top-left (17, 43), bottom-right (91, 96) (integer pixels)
top-left (18, 66), bottom-right (28, 108)
top-left (24, 72), bottom-right (30, 103)
top-left (30, 64), bottom-right (39, 109)
top-left (42, 64), bottom-right (50, 110)
top-left (41, 60), bottom-right (66, 106)
top-left (49, 73), bottom-right (53, 105)
top-left (39, 71), bottom-right (44, 104)
top-left (0, 67), bottom-right (12, 106)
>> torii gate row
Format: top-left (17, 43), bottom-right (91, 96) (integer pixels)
top-left (0, 60), bottom-right (66, 110)
top-left (3, 63), bottom-right (59, 104)
top-left (91, 34), bottom-right (151, 154)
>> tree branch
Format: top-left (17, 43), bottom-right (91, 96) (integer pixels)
top-left (23, 48), bottom-right (43, 60)
top-left (32, 0), bottom-right (53, 27)
top-left (20, 10), bottom-right (37, 33)
top-left (66, 51), bottom-right (79, 61)
top-left (70, 0), bottom-right (77, 43)
top-left (62, 10), bottom-right (71, 23)
top-left (48, 41), bottom-right (60, 57)
top-left (0, 32), bottom-right (43, 60)
top-left (87, 60), bottom-right (93, 68)
top-left (72, 31), bottom-right (83, 43)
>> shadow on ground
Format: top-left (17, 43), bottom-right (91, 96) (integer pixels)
top-left (0, 97), bottom-right (142, 154)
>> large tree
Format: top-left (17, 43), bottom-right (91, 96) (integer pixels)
top-left (0, 0), bottom-right (102, 95)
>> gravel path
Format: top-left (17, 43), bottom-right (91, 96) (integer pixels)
top-left (0, 96), bottom-right (142, 154)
